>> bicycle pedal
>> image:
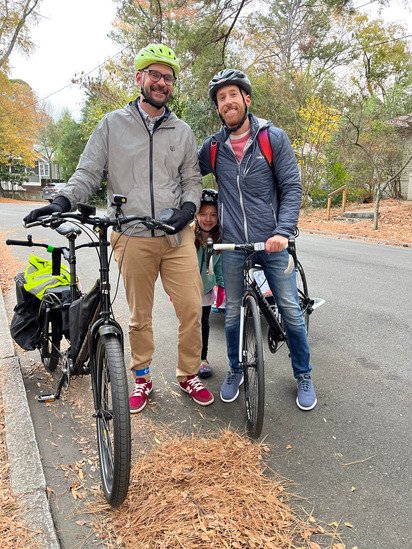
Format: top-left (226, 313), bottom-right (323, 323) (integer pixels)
top-left (37, 393), bottom-right (57, 403)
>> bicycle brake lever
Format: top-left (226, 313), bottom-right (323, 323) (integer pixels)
top-left (285, 237), bottom-right (297, 274)
top-left (206, 237), bottom-right (214, 275)
top-left (24, 214), bottom-right (53, 228)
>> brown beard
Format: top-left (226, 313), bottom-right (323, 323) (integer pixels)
top-left (143, 83), bottom-right (172, 108)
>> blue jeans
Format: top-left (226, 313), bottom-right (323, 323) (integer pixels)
top-left (222, 248), bottom-right (311, 379)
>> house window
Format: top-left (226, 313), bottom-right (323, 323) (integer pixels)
top-left (39, 162), bottom-right (50, 177)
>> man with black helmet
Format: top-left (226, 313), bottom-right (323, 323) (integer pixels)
top-left (24, 43), bottom-right (214, 413)
top-left (199, 69), bottom-right (317, 411)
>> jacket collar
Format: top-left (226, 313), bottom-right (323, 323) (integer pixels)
top-left (127, 98), bottom-right (173, 126)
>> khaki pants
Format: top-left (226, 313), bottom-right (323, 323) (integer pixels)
top-left (111, 226), bottom-right (202, 381)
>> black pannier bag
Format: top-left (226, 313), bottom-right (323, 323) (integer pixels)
top-left (69, 280), bottom-right (101, 361)
top-left (10, 272), bottom-right (41, 350)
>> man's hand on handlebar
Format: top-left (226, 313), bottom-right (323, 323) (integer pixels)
top-left (163, 202), bottom-right (196, 234)
top-left (23, 196), bottom-right (71, 225)
top-left (265, 234), bottom-right (288, 253)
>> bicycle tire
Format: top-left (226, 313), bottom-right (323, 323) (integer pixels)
top-left (296, 261), bottom-right (309, 333)
top-left (40, 308), bottom-right (61, 373)
top-left (94, 335), bottom-right (131, 507)
top-left (242, 294), bottom-right (265, 439)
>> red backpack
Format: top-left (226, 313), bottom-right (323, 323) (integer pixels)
top-left (209, 127), bottom-right (273, 174)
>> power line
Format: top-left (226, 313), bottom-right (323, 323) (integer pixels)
top-left (353, 0), bottom-right (381, 9)
top-left (368, 32), bottom-right (412, 48)
top-left (31, 44), bottom-right (129, 108)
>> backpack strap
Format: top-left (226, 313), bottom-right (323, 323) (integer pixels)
top-left (210, 139), bottom-right (219, 175)
top-left (257, 127), bottom-right (273, 167)
top-left (209, 127), bottom-right (274, 173)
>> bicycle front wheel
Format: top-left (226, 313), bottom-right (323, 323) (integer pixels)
top-left (296, 261), bottom-right (310, 333)
top-left (94, 335), bottom-right (131, 507)
top-left (242, 294), bottom-right (265, 439)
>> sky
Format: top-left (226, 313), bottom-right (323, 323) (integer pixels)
top-left (8, 0), bottom-right (412, 120)
top-left (9, 0), bottom-right (119, 120)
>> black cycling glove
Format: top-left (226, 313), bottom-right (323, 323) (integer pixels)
top-left (165, 202), bottom-right (196, 233)
top-left (23, 195), bottom-right (71, 224)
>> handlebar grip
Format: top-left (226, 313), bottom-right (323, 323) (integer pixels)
top-left (6, 239), bottom-right (33, 246)
top-left (213, 243), bottom-right (236, 251)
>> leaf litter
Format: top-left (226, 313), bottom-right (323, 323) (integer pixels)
top-left (89, 429), bottom-right (343, 548)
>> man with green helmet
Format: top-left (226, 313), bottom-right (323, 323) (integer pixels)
top-left (24, 43), bottom-right (214, 413)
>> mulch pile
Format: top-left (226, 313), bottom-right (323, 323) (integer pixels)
top-left (91, 430), bottom-right (338, 548)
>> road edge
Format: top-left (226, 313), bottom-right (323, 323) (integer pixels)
top-left (0, 287), bottom-right (60, 548)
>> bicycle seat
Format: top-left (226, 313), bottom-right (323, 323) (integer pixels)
top-left (56, 223), bottom-right (81, 237)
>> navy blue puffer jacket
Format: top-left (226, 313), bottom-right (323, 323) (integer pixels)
top-left (198, 115), bottom-right (301, 243)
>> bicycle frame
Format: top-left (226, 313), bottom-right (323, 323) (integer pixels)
top-left (8, 196), bottom-right (176, 507)
top-left (238, 256), bottom-right (287, 365)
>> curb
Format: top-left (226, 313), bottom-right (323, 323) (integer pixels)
top-left (0, 288), bottom-right (60, 548)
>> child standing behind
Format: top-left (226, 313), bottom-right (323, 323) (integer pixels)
top-left (194, 188), bottom-right (224, 379)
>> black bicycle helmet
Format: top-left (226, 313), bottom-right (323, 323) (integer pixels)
top-left (201, 188), bottom-right (218, 205)
top-left (209, 69), bottom-right (252, 104)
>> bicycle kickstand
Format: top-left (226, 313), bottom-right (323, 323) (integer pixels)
top-left (37, 370), bottom-right (68, 403)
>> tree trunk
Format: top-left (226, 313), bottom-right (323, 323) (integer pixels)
top-left (373, 186), bottom-right (381, 230)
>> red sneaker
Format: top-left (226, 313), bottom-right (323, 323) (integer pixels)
top-left (179, 375), bottom-right (214, 406)
top-left (129, 378), bottom-right (153, 413)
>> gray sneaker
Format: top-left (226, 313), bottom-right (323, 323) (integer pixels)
top-left (220, 369), bottom-right (244, 403)
top-left (296, 373), bottom-right (317, 410)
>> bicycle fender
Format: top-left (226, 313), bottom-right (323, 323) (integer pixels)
top-left (98, 324), bottom-right (122, 338)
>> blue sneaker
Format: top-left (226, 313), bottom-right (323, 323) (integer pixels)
top-left (296, 373), bottom-right (317, 410)
top-left (220, 369), bottom-right (244, 403)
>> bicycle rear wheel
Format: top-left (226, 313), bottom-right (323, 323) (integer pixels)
top-left (94, 335), bottom-right (131, 507)
top-left (40, 307), bottom-right (61, 373)
top-left (296, 261), bottom-right (310, 333)
top-left (242, 294), bottom-right (265, 439)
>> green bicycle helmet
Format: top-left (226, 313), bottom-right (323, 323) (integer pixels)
top-left (134, 43), bottom-right (180, 76)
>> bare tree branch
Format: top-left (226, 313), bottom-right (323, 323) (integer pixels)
top-left (220, 0), bottom-right (247, 66)
top-left (0, 0), bottom-right (40, 68)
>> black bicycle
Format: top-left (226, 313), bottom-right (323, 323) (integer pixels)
top-left (206, 237), bottom-right (314, 439)
top-left (6, 195), bottom-right (175, 507)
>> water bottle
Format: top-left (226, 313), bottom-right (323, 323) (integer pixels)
top-left (158, 208), bottom-right (182, 247)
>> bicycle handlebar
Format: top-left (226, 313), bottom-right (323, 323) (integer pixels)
top-left (5, 237), bottom-right (44, 247)
top-left (24, 210), bottom-right (175, 234)
top-left (206, 238), bottom-right (296, 275)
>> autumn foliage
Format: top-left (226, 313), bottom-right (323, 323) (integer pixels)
top-left (0, 71), bottom-right (42, 166)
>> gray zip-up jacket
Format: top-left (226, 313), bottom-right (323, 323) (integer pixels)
top-left (198, 114), bottom-right (301, 243)
top-left (59, 99), bottom-right (202, 236)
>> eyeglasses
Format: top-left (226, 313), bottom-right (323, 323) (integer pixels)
top-left (141, 69), bottom-right (176, 85)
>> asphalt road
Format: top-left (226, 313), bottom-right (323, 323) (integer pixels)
top-left (2, 202), bottom-right (411, 548)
